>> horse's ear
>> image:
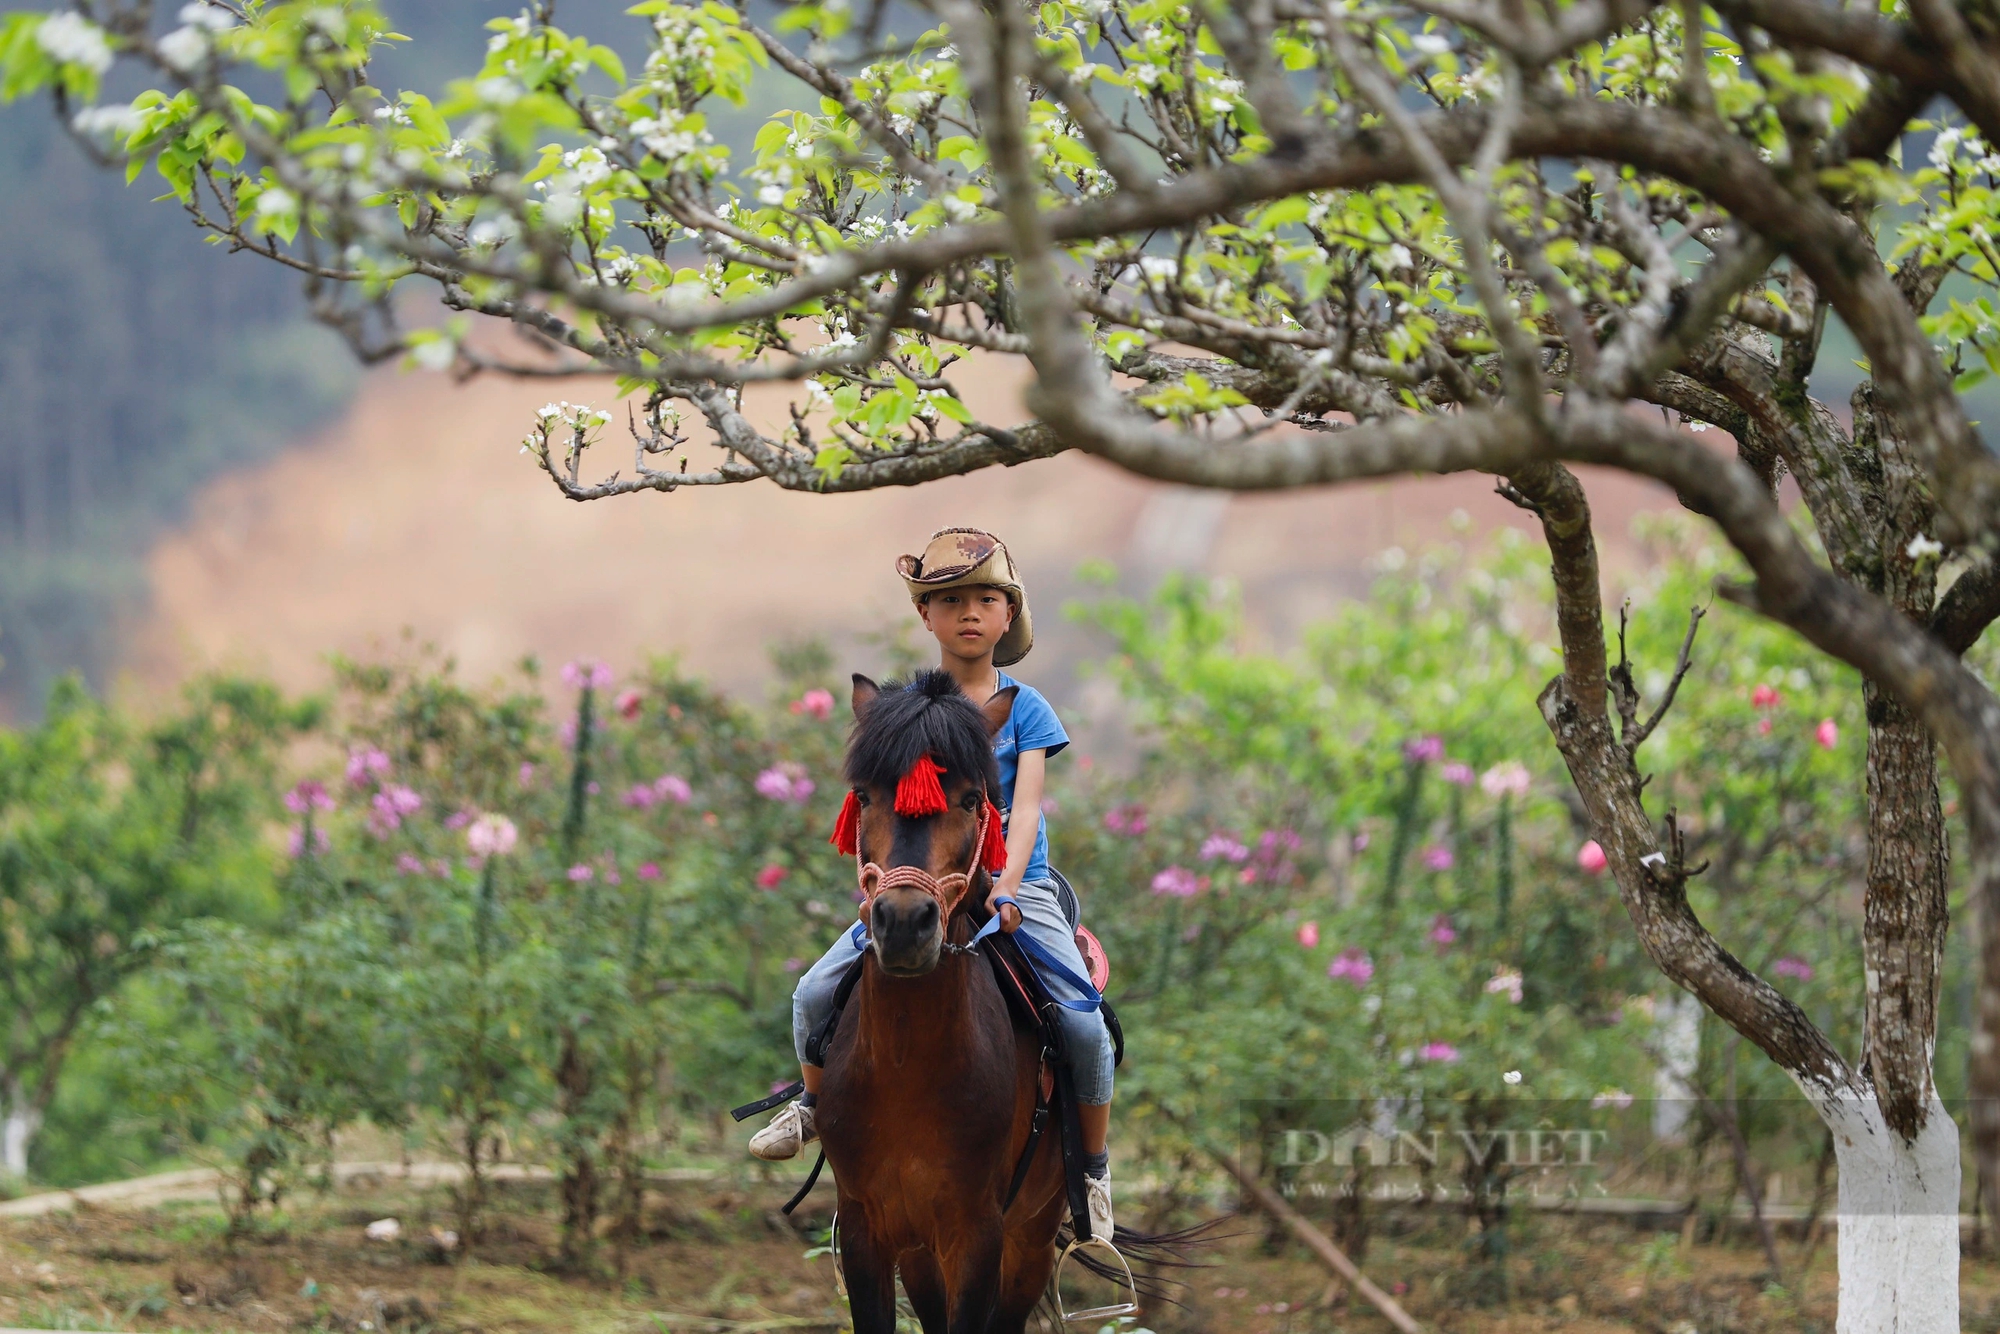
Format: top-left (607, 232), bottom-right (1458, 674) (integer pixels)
top-left (851, 673), bottom-right (881, 719)
top-left (980, 686), bottom-right (1018, 739)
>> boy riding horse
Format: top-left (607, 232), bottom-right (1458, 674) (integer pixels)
top-left (748, 527), bottom-right (1118, 1239)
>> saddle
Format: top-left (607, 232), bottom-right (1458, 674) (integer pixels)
top-left (730, 888), bottom-right (1123, 1240)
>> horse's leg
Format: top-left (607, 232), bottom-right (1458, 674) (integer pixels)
top-left (989, 1216), bottom-right (1061, 1334)
top-left (941, 1224), bottom-right (1007, 1334)
top-left (838, 1216), bottom-right (901, 1334)
top-left (899, 1249), bottom-right (951, 1334)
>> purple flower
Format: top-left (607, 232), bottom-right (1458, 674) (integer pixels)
top-left (1421, 845), bottom-right (1454, 872)
top-left (638, 862), bottom-right (662, 880)
top-left (287, 824), bottom-right (330, 858)
top-left (623, 784), bottom-right (658, 810)
top-left (1103, 804), bottom-right (1149, 836)
top-left (445, 808), bottom-right (474, 830)
top-left (1150, 865), bottom-right (1200, 897)
top-left (653, 774), bottom-right (693, 805)
top-left (1201, 833), bottom-right (1249, 862)
top-left (1404, 734), bottom-right (1445, 764)
top-left (466, 815), bottom-right (518, 857)
top-left (396, 853), bottom-right (425, 875)
top-left (1427, 913), bottom-right (1457, 946)
top-left (1328, 948), bottom-right (1374, 986)
top-left (560, 659), bottom-right (614, 691)
top-left (1258, 828), bottom-right (1302, 855)
top-left (567, 864), bottom-right (594, 882)
top-left (367, 785), bottom-right (421, 837)
top-left (755, 764), bottom-right (814, 803)
top-left (1485, 968), bottom-right (1524, 1003)
top-left (345, 746), bottom-right (390, 787)
top-left (1774, 956), bottom-right (1814, 981)
top-left (1350, 831), bottom-right (1370, 853)
top-left (517, 762), bottom-right (536, 788)
top-left (1419, 1042), bottom-right (1460, 1064)
top-left (284, 780), bottom-right (334, 814)
top-left (1440, 762), bottom-right (1475, 786)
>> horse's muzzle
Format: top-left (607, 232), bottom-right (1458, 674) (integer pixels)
top-left (870, 888), bottom-right (943, 975)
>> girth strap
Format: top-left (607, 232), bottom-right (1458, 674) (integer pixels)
top-left (783, 1150), bottom-right (827, 1215)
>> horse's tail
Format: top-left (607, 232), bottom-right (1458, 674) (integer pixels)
top-left (1046, 1215), bottom-right (1240, 1313)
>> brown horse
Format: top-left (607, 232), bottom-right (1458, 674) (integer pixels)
top-left (817, 670), bottom-right (1068, 1334)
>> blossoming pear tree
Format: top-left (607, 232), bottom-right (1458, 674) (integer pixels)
top-left (8, 0), bottom-right (2000, 1325)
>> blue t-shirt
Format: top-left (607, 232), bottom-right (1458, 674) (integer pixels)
top-left (992, 670), bottom-right (1069, 883)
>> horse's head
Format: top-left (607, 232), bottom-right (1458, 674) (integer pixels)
top-left (841, 670), bottom-right (1015, 976)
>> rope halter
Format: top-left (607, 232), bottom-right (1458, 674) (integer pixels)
top-left (830, 753), bottom-right (1009, 921)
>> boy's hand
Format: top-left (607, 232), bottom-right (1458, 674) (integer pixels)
top-left (986, 886), bottom-right (1023, 932)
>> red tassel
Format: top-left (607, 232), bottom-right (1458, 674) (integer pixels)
top-left (895, 754), bottom-right (948, 817)
top-left (830, 790), bottom-right (861, 856)
top-left (980, 798), bottom-right (1009, 873)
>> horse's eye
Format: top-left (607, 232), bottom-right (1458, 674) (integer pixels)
top-left (853, 789), bottom-right (871, 807)
top-left (960, 791), bottom-right (981, 811)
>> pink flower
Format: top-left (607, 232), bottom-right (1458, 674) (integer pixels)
top-left (368, 785), bottom-right (422, 837)
top-left (465, 814), bottom-right (518, 857)
top-left (517, 762), bottom-right (536, 787)
top-left (1752, 683), bottom-right (1781, 709)
top-left (396, 853), bottom-right (425, 875)
top-left (1440, 761), bottom-right (1475, 787)
top-left (1201, 833), bottom-right (1249, 862)
top-left (1485, 967), bottom-right (1524, 1003)
top-left (1816, 718), bottom-right (1839, 750)
top-left (445, 809), bottom-right (474, 830)
top-left (615, 688), bottom-right (643, 720)
top-left (1774, 956), bottom-right (1814, 981)
top-left (567, 864), bottom-right (594, 882)
top-left (1404, 734), bottom-right (1445, 764)
top-left (560, 659), bottom-right (614, 690)
top-left (1421, 845), bottom-right (1454, 872)
top-left (623, 784), bottom-right (658, 809)
top-left (755, 763), bottom-right (815, 803)
top-left (756, 864), bottom-right (787, 889)
top-left (1296, 921), bottom-right (1320, 948)
top-left (284, 780), bottom-right (334, 814)
top-left (1427, 913), bottom-right (1457, 946)
top-left (638, 862), bottom-right (662, 880)
top-left (1419, 1042), bottom-right (1460, 1063)
top-left (1103, 804), bottom-right (1149, 836)
top-left (784, 957), bottom-right (804, 972)
top-left (653, 774), bottom-right (693, 805)
top-left (1757, 717), bottom-right (1774, 735)
top-left (792, 689), bottom-right (836, 720)
top-left (345, 746), bottom-right (390, 787)
top-left (1350, 831), bottom-right (1370, 853)
top-left (1480, 762), bottom-right (1530, 798)
top-left (1577, 840), bottom-right (1608, 874)
top-left (1151, 865), bottom-right (1200, 897)
top-left (287, 824), bottom-right (330, 857)
top-left (1328, 948), bottom-right (1374, 986)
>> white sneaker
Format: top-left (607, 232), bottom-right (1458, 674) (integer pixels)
top-left (748, 1100), bottom-right (817, 1160)
top-left (1084, 1171), bottom-right (1115, 1240)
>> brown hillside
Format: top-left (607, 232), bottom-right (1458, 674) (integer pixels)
top-left (121, 360), bottom-right (1679, 705)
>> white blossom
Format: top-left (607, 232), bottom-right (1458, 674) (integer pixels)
top-left (38, 13), bottom-right (113, 74)
top-left (71, 102), bottom-right (144, 139)
top-left (1906, 534), bottom-right (1945, 562)
top-left (156, 25), bottom-right (210, 72)
top-left (178, 3), bottom-right (237, 32)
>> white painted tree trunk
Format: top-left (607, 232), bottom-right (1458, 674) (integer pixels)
top-left (1, 1100), bottom-right (39, 1179)
top-left (1806, 1085), bottom-right (1959, 1334)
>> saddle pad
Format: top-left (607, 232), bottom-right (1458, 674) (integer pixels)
top-left (1075, 925), bottom-right (1110, 993)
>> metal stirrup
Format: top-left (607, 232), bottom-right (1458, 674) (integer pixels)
top-left (1053, 1236), bottom-right (1139, 1323)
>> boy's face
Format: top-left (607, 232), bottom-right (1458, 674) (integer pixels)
top-left (918, 584), bottom-right (1015, 664)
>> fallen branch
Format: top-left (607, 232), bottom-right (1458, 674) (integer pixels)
top-left (1204, 1144), bottom-right (1426, 1334)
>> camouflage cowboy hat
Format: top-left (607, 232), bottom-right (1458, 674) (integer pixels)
top-left (895, 528), bottom-right (1033, 667)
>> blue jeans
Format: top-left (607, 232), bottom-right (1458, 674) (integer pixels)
top-left (791, 876), bottom-right (1115, 1105)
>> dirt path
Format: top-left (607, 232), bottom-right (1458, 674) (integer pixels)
top-left (0, 1161), bottom-right (717, 1219)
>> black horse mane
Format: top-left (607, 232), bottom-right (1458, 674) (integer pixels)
top-left (845, 670), bottom-right (1002, 799)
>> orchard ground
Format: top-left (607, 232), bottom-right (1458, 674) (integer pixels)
top-left (5, 1166), bottom-right (2000, 1334)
